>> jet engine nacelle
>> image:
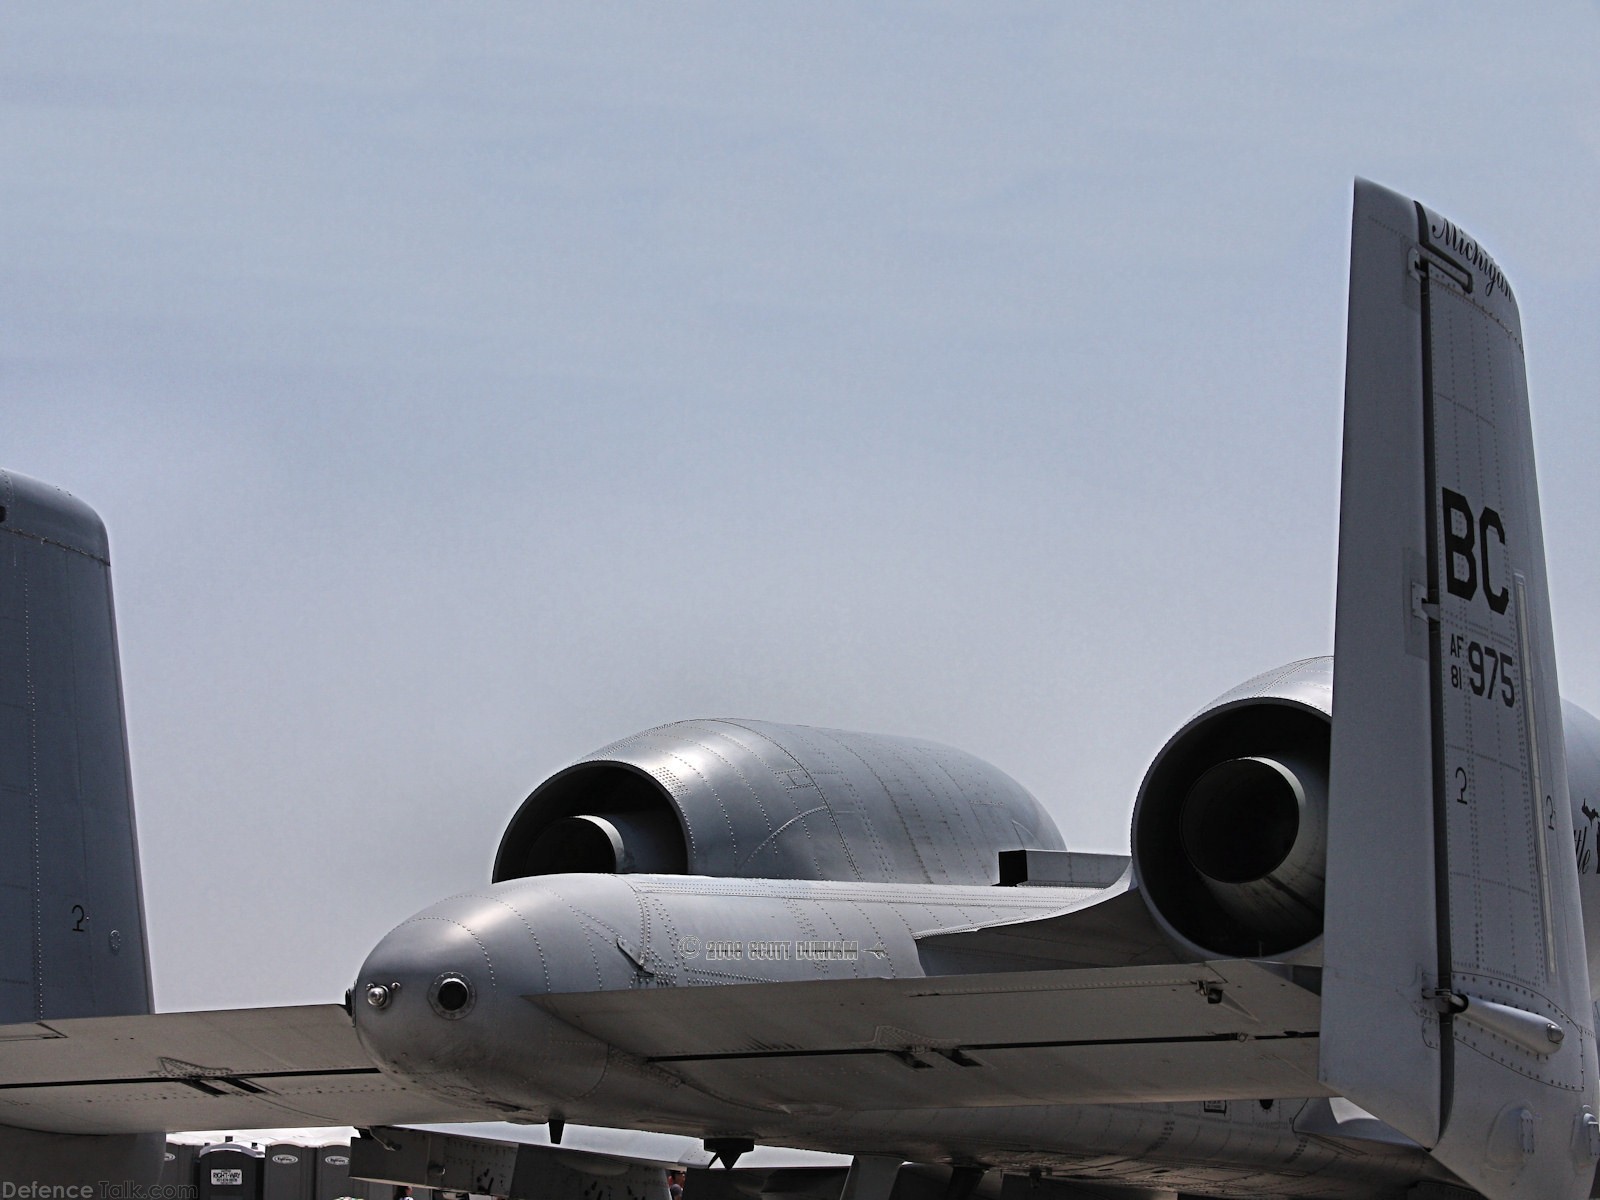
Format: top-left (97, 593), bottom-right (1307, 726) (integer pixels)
top-left (493, 718), bottom-right (1066, 886)
top-left (1132, 657), bottom-right (1333, 960)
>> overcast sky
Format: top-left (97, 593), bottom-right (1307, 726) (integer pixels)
top-left (5, 5), bottom-right (1598, 1011)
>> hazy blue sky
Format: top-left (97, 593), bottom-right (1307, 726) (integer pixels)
top-left (5, 5), bottom-right (1598, 1010)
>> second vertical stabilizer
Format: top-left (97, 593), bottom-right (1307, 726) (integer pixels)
top-left (0, 470), bottom-right (152, 1023)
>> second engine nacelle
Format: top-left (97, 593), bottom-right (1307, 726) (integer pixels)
top-left (493, 718), bottom-right (1066, 886)
top-left (1131, 657), bottom-right (1333, 960)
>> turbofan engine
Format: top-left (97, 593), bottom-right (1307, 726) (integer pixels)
top-left (1131, 657), bottom-right (1332, 959)
top-left (493, 717), bottom-right (1066, 886)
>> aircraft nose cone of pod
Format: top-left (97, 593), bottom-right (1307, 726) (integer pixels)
top-left (351, 885), bottom-right (614, 1109)
top-left (352, 894), bottom-right (503, 1083)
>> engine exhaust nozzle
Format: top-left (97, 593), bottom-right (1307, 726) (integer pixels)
top-left (1178, 753), bottom-right (1326, 947)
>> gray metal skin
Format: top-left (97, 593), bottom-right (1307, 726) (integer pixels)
top-left (0, 470), bottom-right (164, 1181)
top-left (344, 668), bottom-right (1369, 1196)
top-left (1565, 701), bottom-right (1600, 958)
top-left (353, 656), bottom-right (1600, 1198)
top-left (1319, 180), bottom-right (1598, 1198)
top-left (493, 718), bottom-right (1068, 886)
top-left (13, 183), bottom-right (1600, 1198)
top-left (359, 718), bottom-right (1087, 1112)
top-left (1129, 657), bottom-right (1333, 963)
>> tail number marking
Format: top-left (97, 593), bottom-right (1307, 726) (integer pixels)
top-left (1448, 636), bottom-right (1517, 708)
top-left (1441, 488), bottom-right (1510, 615)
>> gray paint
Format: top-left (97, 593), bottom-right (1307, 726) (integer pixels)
top-left (496, 718), bottom-right (1065, 887)
top-left (0, 469), bottom-right (161, 1181)
top-left (0, 1123), bottom-right (164, 1186)
top-left (1, 184), bottom-right (1594, 1199)
top-left (11, 7), bottom-right (1596, 1029)
top-left (0, 1002), bottom-right (501, 1134)
top-left (264, 1142), bottom-right (316, 1200)
top-left (351, 1126), bottom-right (672, 1200)
top-left (1563, 701), bottom-right (1600, 998)
top-left (161, 1140), bottom-right (198, 1188)
top-left (196, 1142), bottom-right (263, 1200)
top-left (313, 1144), bottom-right (369, 1200)
top-left (1322, 182), bottom-right (1599, 1198)
top-left (1130, 656), bottom-right (1332, 961)
top-left (1320, 178), bottom-right (1445, 1145)
top-left (995, 849), bottom-right (1128, 889)
top-left (0, 469), bottom-right (152, 1023)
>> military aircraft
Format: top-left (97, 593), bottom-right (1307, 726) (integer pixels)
top-left (2, 180), bottom-right (1595, 1200)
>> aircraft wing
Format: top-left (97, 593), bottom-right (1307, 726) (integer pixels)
top-left (531, 957), bottom-right (1326, 1109)
top-left (0, 1004), bottom-right (500, 1135)
top-left (0, 879), bottom-right (1326, 1134)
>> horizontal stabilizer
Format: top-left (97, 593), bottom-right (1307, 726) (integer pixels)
top-left (0, 1004), bottom-right (499, 1134)
top-left (533, 960), bottom-right (1325, 1109)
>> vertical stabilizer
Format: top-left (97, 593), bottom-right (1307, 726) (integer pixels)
top-left (1321, 182), bottom-right (1598, 1197)
top-left (0, 469), bottom-right (152, 1022)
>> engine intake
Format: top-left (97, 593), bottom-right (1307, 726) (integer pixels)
top-left (1132, 658), bottom-right (1332, 959)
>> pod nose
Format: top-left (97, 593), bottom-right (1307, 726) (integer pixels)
top-left (349, 876), bottom-right (634, 1110)
top-left (353, 901), bottom-right (498, 1079)
top-left (360, 909), bottom-right (494, 1007)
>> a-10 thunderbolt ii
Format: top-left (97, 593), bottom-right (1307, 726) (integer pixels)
top-left (1, 180), bottom-right (1596, 1200)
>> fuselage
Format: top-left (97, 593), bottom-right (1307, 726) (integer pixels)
top-left (350, 700), bottom-right (1600, 1199)
top-left (352, 874), bottom-right (1443, 1198)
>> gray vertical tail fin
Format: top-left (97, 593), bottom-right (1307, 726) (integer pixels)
top-left (0, 469), bottom-right (153, 1023)
top-left (1320, 181), bottom-right (1599, 1198)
